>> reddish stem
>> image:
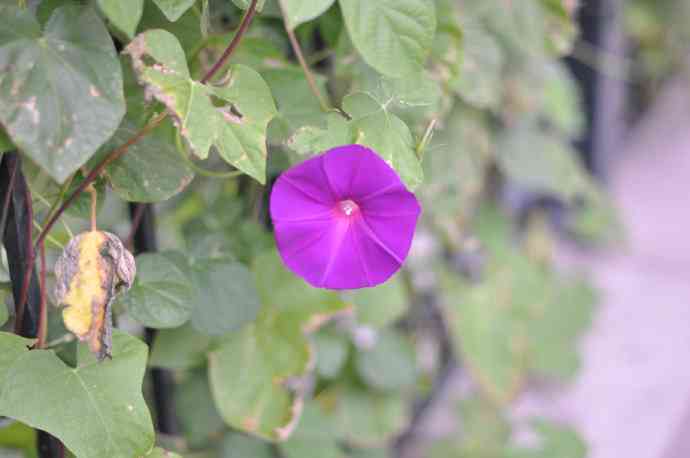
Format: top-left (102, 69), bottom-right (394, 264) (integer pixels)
top-left (36, 242), bottom-right (47, 349)
top-left (201, 0), bottom-right (259, 84)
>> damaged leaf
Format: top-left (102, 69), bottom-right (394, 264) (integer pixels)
top-left (54, 231), bottom-right (136, 361)
top-left (208, 250), bottom-right (350, 441)
top-left (123, 29), bottom-right (277, 184)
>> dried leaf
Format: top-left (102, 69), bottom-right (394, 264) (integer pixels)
top-left (54, 231), bottom-right (135, 360)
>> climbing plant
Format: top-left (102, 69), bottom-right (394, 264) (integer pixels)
top-left (0, 0), bottom-right (614, 457)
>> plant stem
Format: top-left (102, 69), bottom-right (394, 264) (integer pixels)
top-left (201, 0), bottom-right (259, 84)
top-left (36, 242), bottom-right (47, 349)
top-left (87, 184), bottom-right (98, 232)
top-left (416, 118), bottom-right (437, 160)
top-left (277, 0), bottom-right (330, 112)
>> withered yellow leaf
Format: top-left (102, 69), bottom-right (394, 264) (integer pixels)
top-left (54, 231), bottom-right (135, 360)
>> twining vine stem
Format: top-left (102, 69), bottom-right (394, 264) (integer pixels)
top-left (36, 242), bottom-right (47, 349)
top-left (276, 0), bottom-right (331, 113)
top-left (14, 0), bottom-right (261, 324)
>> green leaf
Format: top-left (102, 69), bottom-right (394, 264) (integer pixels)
top-left (0, 331), bottom-right (154, 458)
top-left (152, 0), bottom-right (197, 21)
top-left (146, 448), bottom-right (182, 458)
top-left (347, 272), bottom-right (408, 328)
top-left (313, 331), bottom-right (349, 379)
top-left (138, 0), bottom-right (204, 52)
top-left (208, 250), bottom-right (348, 441)
top-left (506, 420), bottom-right (587, 458)
top-left (453, 22), bottom-right (503, 109)
top-left (176, 370), bottom-right (226, 448)
top-left (0, 5), bottom-right (125, 183)
top-left (0, 126), bottom-right (14, 153)
top-left (125, 30), bottom-right (277, 183)
top-left (286, 113), bottom-right (351, 155)
top-left (189, 255), bottom-right (261, 335)
top-left (355, 329), bottom-right (416, 391)
top-left (0, 421), bottom-right (36, 458)
top-left (541, 62), bottom-right (584, 138)
top-left (0, 294), bottom-right (7, 328)
top-left (95, 120), bottom-right (195, 202)
top-left (421, 106), bottom-right (492, 218)
top-left (120, 251), bottom-right (193, 328)
top-left (338, 0), bottom-right (436, 77)
top-left (220, 433), bottom-right (274, 458)
top-left (343, 92), bottom-right (423, 190)
top-left (96, 0), bottom-right (143, 39)
top-left (430, 396), bottom-right (511, 458)
top-left (331, 386), bottom-right (408, 447)
top-left (444, 207), bottom-right (595, 403)
top-left (149, 323), bottom-right (212, 370)
top-left (496, 126), bottom-right (592, 202)
top-left (262, 67), bottom-right (327, 143)
top-left (278, 0), bottom-right (336, 29)
top-left (232, 0), bottom-right (268, 12)
top-left (280, 402), bottom-right (345, 458)
top-left (348, 64), bottom-right (443, 125)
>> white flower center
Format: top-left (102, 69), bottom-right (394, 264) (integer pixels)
top-left (338, 199), bottom-right (359, 217)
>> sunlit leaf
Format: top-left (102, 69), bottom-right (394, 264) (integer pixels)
top-left (96, 0), bottom-right (144, 39)
top-left (343, 92), bottom-right (423, 190)
top-left (339, 0), bottom-right (436, 77)
top-left (279, 0), bottom-right (336, 29)
top-left (152, 0), bottom-right (197, 22)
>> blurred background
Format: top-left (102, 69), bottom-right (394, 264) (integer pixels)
top-left (406, 0), bottom-right (690, 457)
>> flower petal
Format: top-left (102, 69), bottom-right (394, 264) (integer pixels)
top-left (322, 145), bottom-right (405, 200)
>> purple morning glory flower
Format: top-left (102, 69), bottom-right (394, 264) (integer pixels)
top-left (270, 144), bottom-right (421, 290)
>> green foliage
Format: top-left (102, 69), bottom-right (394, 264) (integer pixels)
top-left (0, 0), bottom-right (613, 455)
top-left (444, 207), bottom-right (595, 403)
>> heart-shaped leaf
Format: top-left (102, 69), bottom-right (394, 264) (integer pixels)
top-left (338, 0), bottom-right (436, 77)
top-left (120, 251), bottom-right (193, 328)
top-left (0, 331), bottom-right (154, 458)
top-left (209, 250), bottom-right (349, 441)
top-left (0, 5), bottom-right (125, 182)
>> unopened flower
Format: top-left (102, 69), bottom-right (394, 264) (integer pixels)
top-left (270, 144), bottom-right (421, 290)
